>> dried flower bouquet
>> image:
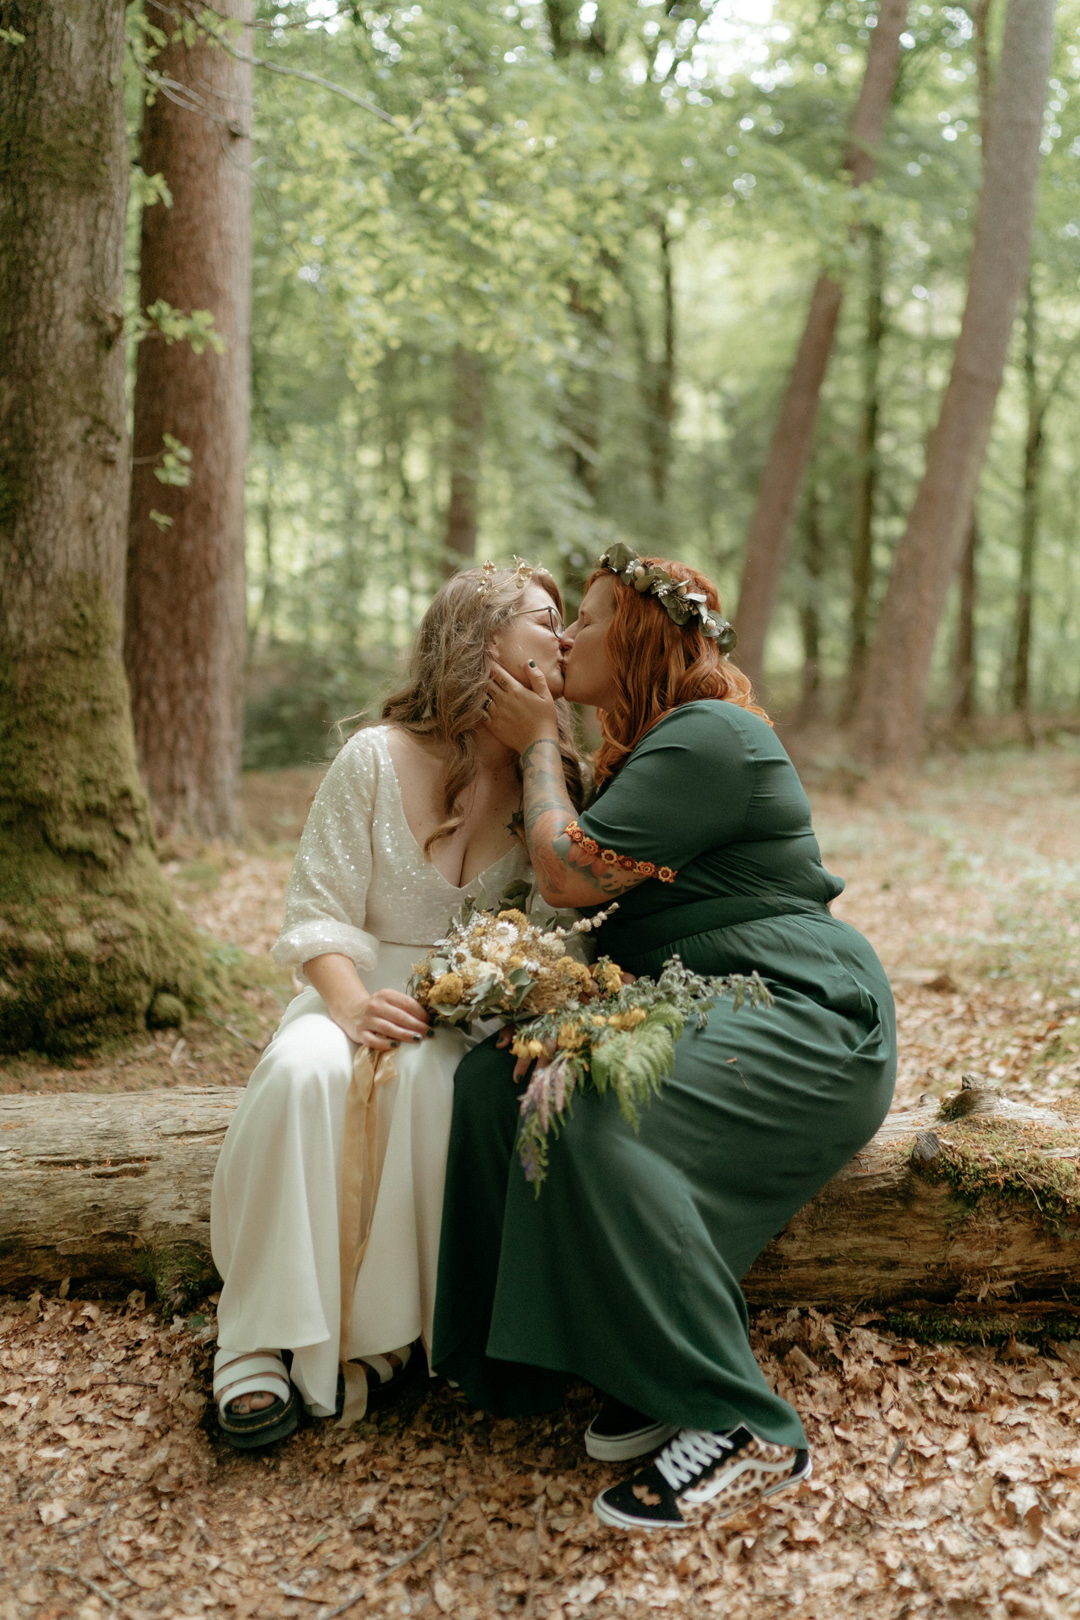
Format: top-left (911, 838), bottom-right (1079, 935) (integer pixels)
top-left (409, 891), bottom-right (772, 1189)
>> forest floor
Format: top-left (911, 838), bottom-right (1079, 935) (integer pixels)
top-left (3, 740), bottom-right (1080, 1620)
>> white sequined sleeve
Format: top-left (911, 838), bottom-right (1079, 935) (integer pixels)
top-left (271, 734), bottom-right (381, 973)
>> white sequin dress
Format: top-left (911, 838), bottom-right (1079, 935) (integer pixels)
top-left (210, 726), bottom-right (531, 1417)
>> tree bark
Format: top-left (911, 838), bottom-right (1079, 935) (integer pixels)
top-left (125, 1), bottom-right (253, 840)
top-left (733, 0), bottom-right (909, 693)
top-left (560, 282), bottom-right (606, 602)
top-left (948, 4), bottom-right (990, 734)
top-left (0, 0), bottom-right (202, 1056)
top-left (852, 0), bottom-right (1056, 768)
top-left (949, 511), bottom-right (979, 726)
top-left (1011, 279), bottom-right (1042, 730)
top-left (798, 476), bottom-right (826, 723)
top-left (744, 1084), bottom-right (1079, 1309)
top-left (443, 346), bottom-right (485, 574)
top-left (845, 224), bottom-right (886, 715)
top-left (641, 219), bottom-right (676, 512)
top-left (2, 1082), bottom-right (1076, 1310)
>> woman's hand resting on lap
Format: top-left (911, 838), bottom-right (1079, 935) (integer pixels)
top-left (329, 987), bottom-right (430, 1050)
top-left (304, 953), bottom-right (430, 1050)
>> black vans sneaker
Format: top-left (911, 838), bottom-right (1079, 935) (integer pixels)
top-left (584, 1398), bottom-right (679, 1462)
top-left (593, 1425), bottom-right (811, 1531)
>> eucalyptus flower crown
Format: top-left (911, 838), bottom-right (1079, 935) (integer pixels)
top-left (597, 542), bottom-right (738, 654)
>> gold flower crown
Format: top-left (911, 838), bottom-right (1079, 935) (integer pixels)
top-left (476, 556), bottom-right (534, 598)
top-left (598, 542), bottom-right (737, 653)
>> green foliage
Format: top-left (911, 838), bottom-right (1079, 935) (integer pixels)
top-left (515, 954), bottom-right (773, 1189)
top-left (587, 1003), bottom-right (682, 1113)
top-left (154, 433), bottom-right (193, 487)
top-left (116, 0), bottom-right (1080, 753)
top-left (136, 301), bottom-right (225, 354)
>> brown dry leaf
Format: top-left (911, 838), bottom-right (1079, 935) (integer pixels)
top-left (431, 1574), bottom-right (456, 1612)
top-left (4, 755), bottom-right (1080, 1619)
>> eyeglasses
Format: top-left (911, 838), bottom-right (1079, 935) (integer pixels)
top-left (510, 605), bottom-right (564, 636)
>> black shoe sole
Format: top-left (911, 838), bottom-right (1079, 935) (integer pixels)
top-left (219, 1391), bottom-right (299, 1452)
top-left (593, 1455), bottom-right (812, 1532)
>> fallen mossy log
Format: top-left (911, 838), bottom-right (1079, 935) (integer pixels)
top-left (0, 1079), bottom-right (1077, 1311)
top-left (744, 1078), bottom-right (1080, 1308)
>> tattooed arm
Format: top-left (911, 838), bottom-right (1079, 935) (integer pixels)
top-left (482, 663), bottom-right (648, 909)
top-left (521, 736), bottom-right (649, 906)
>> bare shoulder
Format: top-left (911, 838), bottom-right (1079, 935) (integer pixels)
top-left (383, 725), bottom-right (449, 788)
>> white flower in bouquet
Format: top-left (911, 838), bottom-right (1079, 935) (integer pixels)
top-left (409, 888), bottom-right (772, 1190)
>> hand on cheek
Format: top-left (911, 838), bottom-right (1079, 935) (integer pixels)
top-left (483, 661), bottom-right (560, 751)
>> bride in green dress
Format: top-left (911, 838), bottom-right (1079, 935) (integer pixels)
top-left (432, 544), bottom-right (897, 1533)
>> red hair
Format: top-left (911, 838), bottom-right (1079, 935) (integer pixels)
top-left (590, 556), bottom-right (771, 789)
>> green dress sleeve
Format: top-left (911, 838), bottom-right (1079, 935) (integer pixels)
top-left (570, 701), bottom-right (761, 882)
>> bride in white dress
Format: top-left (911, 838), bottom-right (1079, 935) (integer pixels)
top-left (210, 562), bottom-right (582, 1447)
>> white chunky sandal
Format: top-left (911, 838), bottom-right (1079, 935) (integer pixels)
top-left (213, 1348), bottom-right (299, 1451)
top-left (336, 1342), bottom-right (419, 1427)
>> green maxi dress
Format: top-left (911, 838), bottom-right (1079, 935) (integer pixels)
top-left (433, 700), bottom-right (896, 1449)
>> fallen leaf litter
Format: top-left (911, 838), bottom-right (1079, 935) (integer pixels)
top-left (2, 1297), bottom-right (1080, 1619)
top-left (2, 749), bottom-right (1080, 1617)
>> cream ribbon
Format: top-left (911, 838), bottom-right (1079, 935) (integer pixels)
top-left (337, 1045), bottom-right (397, 1427)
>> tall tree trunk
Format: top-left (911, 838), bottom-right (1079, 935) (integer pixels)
top-left (733, 0), bottom-right (909, 692)
top-left (853, 0), bottom-right (1056, 767)
top-left (648, 219), bottom-right (676, 510)
top-left (253, 468), bottom-right (277, 653)
top-left (969, 0), bottom-right (994, 145)
top-left (1011, 278), bottom-right (1043, 733)
top-left (561, 283), bottom-right (606, 601)
top-left (845, 225), bottom-right (886, 715)
top-left (947, 3), bottom-right (990, 734)
top-left (625, 227), bottom-right (676, 523)
top-left (125, 2), bottom-right (253, 840)
top-left (949, 512), bottom-right (979, 725)
top-left (443, 346), bottom-right (485, 574)
top-left (0, 0), bottom-right (202, 1055)
top-left (798, 477), bottom-right (826, 724)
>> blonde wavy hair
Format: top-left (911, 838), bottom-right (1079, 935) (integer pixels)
top-left (381, 565), bottom-right (585, 854)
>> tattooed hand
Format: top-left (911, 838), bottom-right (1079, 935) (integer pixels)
top-left (481, 660), bottom-right (560, 753)
top-left (482, 660), bottom-right (650, 907)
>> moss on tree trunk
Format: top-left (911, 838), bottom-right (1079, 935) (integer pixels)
top-left (0, 584), bottom-right (203, 1053)
top-left (0, 1), bottom-right (204, 1055)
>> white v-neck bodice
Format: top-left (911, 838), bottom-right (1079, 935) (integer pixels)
top-left (272, 726), bottom-right (530, 973)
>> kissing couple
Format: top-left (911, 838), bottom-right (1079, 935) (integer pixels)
top-left (209, 547), bottom-right (896, 1532)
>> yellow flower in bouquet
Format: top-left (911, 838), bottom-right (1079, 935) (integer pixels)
top-left (408, 894), bottom-right (610, 1026)
top-left (410, 890), bottom-right (772, 1190)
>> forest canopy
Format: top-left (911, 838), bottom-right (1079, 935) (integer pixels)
top-left (212, 0), bottom-right (1080, 763)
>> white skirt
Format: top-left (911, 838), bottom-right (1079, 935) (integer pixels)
top-left (210, 943), bottom-right (472, 1417)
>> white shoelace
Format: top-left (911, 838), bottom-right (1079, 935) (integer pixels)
top-left (656, 1429), bottom-right (734, 1492)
